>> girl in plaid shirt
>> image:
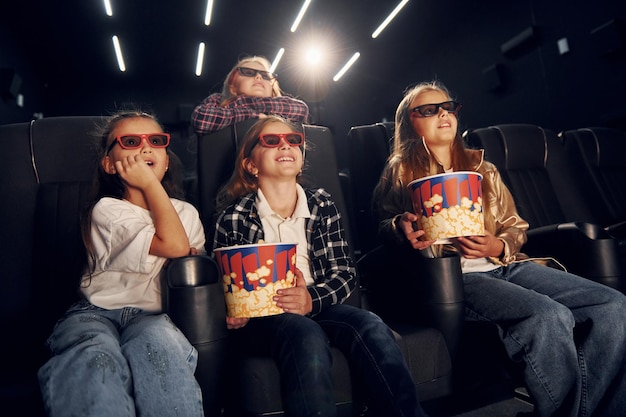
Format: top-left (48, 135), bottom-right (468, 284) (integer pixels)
top-left (191, 56), bottom-right (309, 135)
top-left (213, 116), bottom-right (427, 417)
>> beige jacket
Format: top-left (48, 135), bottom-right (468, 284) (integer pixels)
top-left (375, 149), bottom-right (531, 266)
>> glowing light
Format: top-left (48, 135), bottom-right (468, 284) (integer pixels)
top-left (333, 52), bottom-right (360, 82)
top-left (270, 48), bottom-right (285, 74)
top-left (112, 35), bottom-right (126, 72)
top-left (372, 0), bottom-right (409, 39)
top-left (306, 48), bottom-right (322, 66)
top-left (291, 0), bottom-right (312, 32)
top-left (195, 42), bottom-right (205, 76)
top-left (103, 0), bottom-right (112, 16)
top-left (204, 0), bottom-right (214, 26)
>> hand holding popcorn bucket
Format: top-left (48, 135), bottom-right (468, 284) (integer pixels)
top-left (213, 243), bottom-right (297, 318)
top-left (408, 171), bottom-right (485, 244)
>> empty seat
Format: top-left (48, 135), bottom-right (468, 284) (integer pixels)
top-left (346, 122), bottom-right (393, 257)
top-left (464, 124), bottom-right (624, 291)
top-left (560, 127), bottom-right (626, 239)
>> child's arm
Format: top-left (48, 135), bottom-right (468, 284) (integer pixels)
top-left (116, 154), bottom-right (190, 258)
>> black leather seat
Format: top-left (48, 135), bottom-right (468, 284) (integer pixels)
top-left (345, 122), bottom-right (394, 257)
top-left (345, 122), bottom-right (528, 410)
top-left (464, 124), bottom-right (624, 292)
top-left (197, 120), bottom-right (458, 416)
top-left (0, 117), bottom-right (228, 417)
top-left (559, 127), bottom-right (626, 240)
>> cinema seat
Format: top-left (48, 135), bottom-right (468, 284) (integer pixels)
top-left (197, 120), bottom-right (459, 416)
top-left (0, 116), bottom-right (228, 417)
top-left (346, 122), bottom-right (394, 257)
top-left (464, 124), bottom-right (624, 292)
top-left (345, 122), bottom-right (526, 411)
top-left (559, 127), bottom-right (626, 240)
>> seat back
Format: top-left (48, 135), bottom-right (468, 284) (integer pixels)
top-left (560, 127), bottom-right (626, 229)
top-left (464, 124), bottom-right (597, 228)
top-left (30, 117), bottom-right (105, 333)
top-left (0, 116), bottom-right (104, 415)
top-left (465, 124), bottom-right (624, 285)
top-left (346, 123), bottom-right (392, 256)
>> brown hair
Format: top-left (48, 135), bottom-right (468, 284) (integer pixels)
top-left (81, 110), bottom-right (183, 277)
top-left (215, 115), bottom-right (305, 213)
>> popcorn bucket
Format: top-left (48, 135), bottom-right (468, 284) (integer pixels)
top-left (213, 243), bottom-right (297, 318)
top-left (408, 171), bottom-right (484, 244)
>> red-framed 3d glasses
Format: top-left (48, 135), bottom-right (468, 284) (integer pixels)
top-left (258, 132), bottom-right (304, 148)
top-left (107, 133), bottom-right (170, 154)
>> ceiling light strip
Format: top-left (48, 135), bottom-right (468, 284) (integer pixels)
top-left (333, 52), bottom-right (360, 82)
top-left (291, 0), bottom-right (312, 32)
top-left (112, 35), bottom-right (126, 72)
top-left (103, 0), bottom-right (113, 16)
top-left (270, 48), bottom-right (285, 74)
top-left (196, 42), bottom-right (206, 76)
top-left (204, 0), bottom-right (214, 26)
top-left (372, 0), bottom-right (409, 39)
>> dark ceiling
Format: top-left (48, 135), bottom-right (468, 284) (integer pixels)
top-left (4, 1), bottom-right (626, 136)
top-left (6, 0), bottom-right (416, 106)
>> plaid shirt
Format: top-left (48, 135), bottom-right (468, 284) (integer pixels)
top-left (191, 93), bottom-right (310, 135)
top-left (213, 188), bottom-right (356, 316)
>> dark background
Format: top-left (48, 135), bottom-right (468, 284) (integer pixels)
top-left (2, 0), bottom-right (625, 170)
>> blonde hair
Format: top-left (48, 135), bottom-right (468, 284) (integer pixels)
top-left (375, 81), bottom-right (496, 234)
top-left (389, 81), bottom-right (473, 185)
top-left (220, 56), bottom-right (282, 104)
top-left (215, 115), bottom-right (304, 213)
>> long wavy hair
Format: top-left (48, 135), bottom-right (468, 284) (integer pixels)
top-left (220, 56), bottom-right (282, 104)
top-left (215, 115), bottom-right (305, 213)
top-left (80, 110), bottom-right (183, 278)
top-left (390, 81), bottom-right (477, 182)
top-left (375, 81), bottom-right (496, 234)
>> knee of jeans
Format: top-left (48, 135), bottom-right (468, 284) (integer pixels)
top-left (596, 291), bottom-right (626, 338)
top-left (341, 309), bottom-right (394, 345)
top-left (532, 301), bottom-right (574, 332)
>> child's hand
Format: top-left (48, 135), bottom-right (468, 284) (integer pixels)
top-left (115, 154), bottom-right (160, 190)
top-left (274, 268), bottom-right (312, 315)
top-left (226, 316), bottom-right (249, 330)
top-left (398, 212), bottom-right (435, 251)
top-left (454, 230), bottom-right (504, 259)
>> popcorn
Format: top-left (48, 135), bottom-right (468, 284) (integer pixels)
top-left (418, 195), bottom-right (484, 242)
top-left (409, 172), bottom-right (485, 243)
top-left (214, 243), bottom-right (298, 318)
top-left (223, 270), bottom-right (295, 318)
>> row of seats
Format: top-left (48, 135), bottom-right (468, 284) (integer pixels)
top-left (347, 122), bottom-right (626, 292)
top-left (0, 117), bottom-right (462, 417)
top-left (9, 116), bottom-right (621, 415)
top-left (464, 125), bottom-right (625, 290)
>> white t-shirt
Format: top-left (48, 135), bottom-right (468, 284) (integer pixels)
top-left (80, 197), bottom-right (206, 312)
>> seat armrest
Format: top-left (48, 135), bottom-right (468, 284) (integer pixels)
top-left (162, 255), bottom-right (227, 344)
top-left (605, 220), bottom-right (626, 241)
top-left (525, 222), bottom-right (622, 285)
top-left (357, 245), bottom-right (465, 359)
top-left (162, 255), bottom-right (228, 417)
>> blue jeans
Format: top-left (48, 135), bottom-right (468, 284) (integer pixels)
top-left (464, 262), bottom-right (626, 417)
top-left (38, 301), bottom-right (204, 417)
top-left (229, 303), bottom-right (426, 417)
